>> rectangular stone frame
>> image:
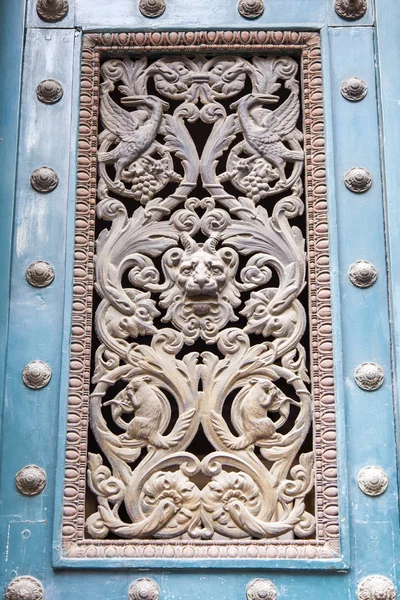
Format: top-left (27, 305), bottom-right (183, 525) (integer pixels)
top-left (62, 30), bottom-right (339, 561)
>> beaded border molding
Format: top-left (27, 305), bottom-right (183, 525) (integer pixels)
top-left (61, 30), bottom-right (339, 562)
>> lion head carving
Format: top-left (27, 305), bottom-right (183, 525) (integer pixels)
top-left (159, 234), bottom-right (241, 343)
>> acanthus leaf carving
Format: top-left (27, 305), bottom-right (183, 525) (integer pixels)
top-left (62, 31), bottom-right (338, 560)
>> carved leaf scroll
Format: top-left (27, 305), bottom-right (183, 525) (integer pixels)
top-left (62, 31), bottom-right (339, 560)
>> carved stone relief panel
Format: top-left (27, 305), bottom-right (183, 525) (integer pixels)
top-left (62, 31), bottom-right (339, 561)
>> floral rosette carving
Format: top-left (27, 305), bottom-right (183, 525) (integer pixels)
top-left (75, 47), bottom-right (333, 549)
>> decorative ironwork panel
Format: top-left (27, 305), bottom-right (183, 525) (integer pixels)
top-left (62, 31), bottom-right (339, 561)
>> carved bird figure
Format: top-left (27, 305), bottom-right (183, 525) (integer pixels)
top-left (104, 376), bottom-right (194, 449)
top-left (210, 378), bottom-right (293, 450)
top-left (230, 92), bottom-right (303, 183)
top-left (98, 94), bottom-right (169, 189)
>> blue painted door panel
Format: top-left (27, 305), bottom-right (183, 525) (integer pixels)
top-left (1, 0), bottom-right (400, 598)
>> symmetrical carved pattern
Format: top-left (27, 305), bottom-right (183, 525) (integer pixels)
top-left (348, 260), bottom-right (377, 288)
top-left (354, 362), bottom-right (384, 391)
top-left (139, 0), bottom-right (166, 17)
top-left (340, 77), bottom-right (367, 102)
top-left (247, 579), bottom-right (277, 600)
top-left (62, 31), bottom-right (339, 561)
top-left (129, 579), bottom-right (160, 600)
top-left (238, 0), bottom-right (265, 18)
top-left (15, 465), bottom-right (47, 496)
top-left (5, 576), bottom-right (44, 600)
top-left (26, 261), bottom-right (55, 288)
top-left (22, 360), bottom-right (52, 389)
top-left (30, 167), bottom-right (58, 193)
top-left (344, 167), bottom-right (372, 193)
top-left (36, 79), bottom-right (63, 104)
top-left (358, 466), bottom-right (388, 496)
top-left (358, 576), bottom-right (397, 600)
top-left (36, 0), bottom-right (68, 22)
top-left (334, 0), bottom-right (367, 20)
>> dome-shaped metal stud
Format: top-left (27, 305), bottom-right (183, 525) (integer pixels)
top-left (358, 466), bottom-right (388, 497)
top-left (129, 579), bottom-right (160, 600)
top-left (15, 465), bottom-right (47, 496)
top-left (238, 0), bottom-right (265, 18)
top-left (246, 579), bottom-right (278, 600)
top-left (30, 167), bottom-right (58, 193)
top-left (36, 0), bottom-right (68, 22)
top-left (26, 261), bottom-right (55, 288)
top-left (36, 79), bottom-right (63, 104)
top-left (22, 360), bottom-right (52, 389)
top-left (139, 0), bottom-right (165, 17)
top-left (348, 260), bottom-right (377, 288)
top-left (334, 0), bottom-right (367, 20)
top-left (340, 77), bottom-right (367, 102)
top-left (5, 575), bottom-right (44, 600)
top-left (354, 362), bottom-right (384, 391)
top-left (357, 575), bottom-right (396, 600)
top-left (344, 167), bottom-right (372, 193)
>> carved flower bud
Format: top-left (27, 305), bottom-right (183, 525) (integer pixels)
top-left (30, 167), bottom-right (59, 193)
top-left (357, 575), bottom-right (396, 600)
top-left (348, 260), bottom-right (377, 288)
top-left (354, 362), bottom-right (384, 391)
top-left (22, 360), bottom-right (52, 389)
top-left (344, 167), bottom-right (372, 193)
top-left (36, 79), bottom-right (63, 104)
top-left (247, 579), bottom-right (278, 600)
top-left (26, 261), bottom-right (55, 288)
top-left (238, 0), bottom-right (265, 18)
top-left (139, 0), bottom-right (166, 17)
top-left (129, 579), bottom-right (160, 600)
top-left (358, 466), bottom-right (388, 497)
top-left (340, 77), bottom-right (367, 102)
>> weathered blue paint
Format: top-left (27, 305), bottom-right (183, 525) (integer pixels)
top-left (2, 1), bottom-right (400, 598)
top-left (0, 0), bottom-right (26, 436)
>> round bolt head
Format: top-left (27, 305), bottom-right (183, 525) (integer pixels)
top-left (246, 579), bottom-right (277, 600)
top-left (15, 465), bottom-right (47, 496)
top-left (30, 166), bottom-right (58, 193)
top-left (26, 261), bottom-right (55, 288)
top-left (36, 78), bottom-right (63, 104)
top-left (344, 167), bottom-right (372, 193)
top-left (357, 575), bottom-right (396, 600)
top-left (348, 260), bottom-right (377, 288)
top-left (354, 362), bottom-right (384, 391)
top-left (358, 466), bottom-right (388, 497)
top-left (5, 575), bottom-right (44, 600)
top-left (129, 579), bottom-right (160, 600)
top-left (340, 76), bottom-right (367, 102)
top-left (22, 360), bottom-right (52, 389)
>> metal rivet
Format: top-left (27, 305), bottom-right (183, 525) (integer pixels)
top-left (247, 580), bottom-right (278, 600)
top-left (334, 0), bottom-right (367, 20)
top-left (354, 362), bottom-right (384, 391)
top-left (238, 0), bottom-right (265, 18)
top-left (5, 575), bottom-right (44, 600)
top-left (15, 465), bottom-right (47, 496)
top-left (340, 77), bottom-right (367, 102)
top-left (36, 79), bottom-right (63, 104)
top-left (358, 467), bottom-right (388, 497)
top-left (26, 261), bottom-right (55, 288)
top-left (357, 575), bottom-right (396, 600)
top-left (22, 360), bottom-right (52, 389)
top-left (344, 167), bottom-right (372, 193)
top-left (139, 0), bottom-right (166, 17)
top-left (36, 0), bottom-right (68, 22)
top-left (30, 167), bottom-right (58, 193)
top-left (129, 579), bottom-right (160, 600)
top-left (348, 260), bottom-right (377, 288)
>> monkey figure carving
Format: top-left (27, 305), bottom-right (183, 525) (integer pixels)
top-left (104, 376), bottom-right (194, 449)
top-left (210, 378), bottom-right (297, 450)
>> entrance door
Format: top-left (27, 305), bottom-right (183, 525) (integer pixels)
top-left (1, 1), bottom-right (400, 599)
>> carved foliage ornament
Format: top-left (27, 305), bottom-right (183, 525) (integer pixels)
top-left (62, 31), bottom-right (338, 561)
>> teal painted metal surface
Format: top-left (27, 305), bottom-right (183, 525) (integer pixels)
top-left (0, 0), bottom-right (26, 436)
top-left (2, 0), bottom-right (400, 598)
